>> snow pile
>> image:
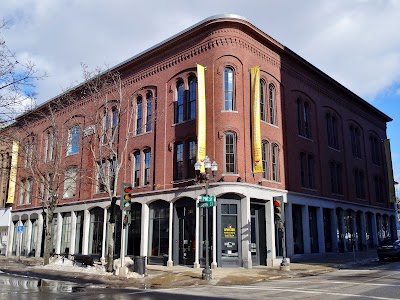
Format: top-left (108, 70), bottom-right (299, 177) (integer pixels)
top-left (113, 257), bottom-right (144, 278)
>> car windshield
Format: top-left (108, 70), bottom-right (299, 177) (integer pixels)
top-left (380, 239), bottom-right (399, 246)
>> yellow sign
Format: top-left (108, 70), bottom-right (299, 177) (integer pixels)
top-left (223, 227), bottom-right (236, 238)
top-left (383, 139), bottom-right (396, 202)
top-left (197, 64), bottom-right (206, 173)
top-left (6, 141), bottom-right (19, 204)
top-left (250, 66), bottom-right (263, 173)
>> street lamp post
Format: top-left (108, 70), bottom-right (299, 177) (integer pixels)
top-left (195, 155), bottom-right (218, 280)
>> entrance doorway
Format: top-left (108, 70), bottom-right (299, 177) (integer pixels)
top-left (173, 198), bottom-right (196, 266)
top-left (250, 203), bottom-right (266, 266)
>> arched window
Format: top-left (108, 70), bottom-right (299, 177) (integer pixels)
top-left (350, 124), bottom-right (362, 158)
top-left (224, 67), bottom-right (234, 111)
top-left (67, 126), bottom-right (80, 156)
top-left (303, 101), bottom-right (311, 138)
top-left (146, 92), bottom-right (153, 132)
top-left (269, 83), bottom-right (276, 125)
top-left (326, 113), bottom-right (339, 149)
top-left (144, 149), bottom-right (151, 185)
top-left (188, 76), bottom-right (197, 120)
top-left (175, 81), bottom-right (184, 123)
top-left (272, 143), bottom-right (279, 181)
top-left (354, 168), bottom-right (365, 199)
top-left (136, 96), bottom-right (143, 135)
top-left (174, 142), bottom-right (183, 180)
top-left (262, 140), bottom-right (269, 180)
top-left (133, 151), bottom-right (141, 187)
top-left (297, 98), bottom-right (312, 138)
top-left (260, 79), bottom-right (266, 121)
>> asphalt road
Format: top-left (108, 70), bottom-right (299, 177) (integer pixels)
top-left (1, 259), bottom-right (400, 299)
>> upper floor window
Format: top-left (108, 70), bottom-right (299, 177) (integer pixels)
top-left (188, 76), bottom-right (197, 120)
top-left (326, 113), bottom-right (339, 149)
top-left (19, 178), bottom-right (32, 205)
top-left (96, 159), bottom-right (106, 193)
top-left (144, 149), bottom-right (151, 185)
top-left (271, 143), bottom-right (279, 182)
top-left (269, 84), bottom-right (276, 125)
top-left (187, 140), bottom-right (196, 179)
top-left (24, 135), bottom-right (35, 168)
top-left (44, 129), bottom-right (54, 163)
top-left (224, 132), bottom-right (237, 174)
top-left (329, 161), bottom-right (343, 195)
top-left (67, 126), bottom-right (80, 156)
top-left (300, 152), bottom-right (315, 189)
top-left (175, 81), bottom-right (184, 123)
top-left (108, 157), bottom-right (117, 193)
top-left (374, 175), bottom-right (384, 202)
top-left (102, 105), bottom-right (118, 143)
top-left (146, 92), bottom-right (153, 132)
top-left (224, 67), bottom-right (235, 111)
top-left (63, 166), bottom-right (77, 198)
top-left (111, 107), bottom-right (118, 139)
top-left (350, 124), bottom-right (362, 158)
top-left (262, 140), bottom-right (269, 180)
top-left (297, 98), bottom-right (312, 139)
top-left (136, 96), bottom-right (143, 135)
top-left (133, 151), bottom-right (141, 187)
top-left (354, 168), bottom-right (365, 199)
top-left (370, 135), bottom-right (381, 166)
top-left (174, 142), bottom-right (184, 180)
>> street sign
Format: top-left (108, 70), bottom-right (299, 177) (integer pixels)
top-left (198, 195), bottom-right (215, 202)
top-left (17, 226), bottom-right (23, 234)
top-left (198, 201), bottom-right (215, 208)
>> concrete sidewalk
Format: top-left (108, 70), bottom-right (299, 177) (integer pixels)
top-left (0, 250), bottom-right (378, 289)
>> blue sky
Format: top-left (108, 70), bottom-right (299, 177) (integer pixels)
top-left (2, 0), bottom-right (399, 193)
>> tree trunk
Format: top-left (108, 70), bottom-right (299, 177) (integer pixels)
top-left (106, 222), bottom-right (115, 272)
top-left (43, 210), bottom-right (54, 266)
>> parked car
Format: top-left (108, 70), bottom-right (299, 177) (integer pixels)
top-left (377, 238), bottom-right (400, 261)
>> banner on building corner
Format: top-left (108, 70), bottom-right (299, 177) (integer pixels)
top-left (383, 139), bottom-right (396, 202)
top-left (6, 140), bottom-right (19, 204)
top-left (250, 66), bottom-right (263, 173)
top-left (197, 64), bottom-right (206, 173)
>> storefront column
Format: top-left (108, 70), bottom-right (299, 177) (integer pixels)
top-left (241, 196), bottom-right (252, 269)
top-left (194, 198), bottom-right (200, 268)
top-left (351, 211), bottom-right (358, 251)
top-left (371, 213), bottom-right (378, 247)
top-left (69, 211), bottom-right (77, 255)
top-left (167, 202), bottom-right (173, 267)
top-left (16, 221), bottom-right (22, 257)
top-left (56, 212), bottom-right (62, 254)
top-left (140, 203), bottom-right (149, 257)
top-left (330, 209), bottom-right (339, 253)
top-left (317, 207), bottom-right (325, 254)
top-left (285, 202), bottom-right (294, 257)
top-left (7, 221), bottom-right (15, 256)
top-left (360, 212), bottom-right (367, 251)
top-left (82, 209), bottom-right (90, 255)
top-left (265, 200), bottom-right (275, 266)
top-left (302, 205), bottom-right (311, 254)
top-left (211, 205), bottom-right (217, 269)
top-left (36, 213), bottom-right (43, 257)
top-left (377, 215), bottom-right (383, 243)
top-left (100, 208), bottom-right (107, 264)
top-left (26, 219), bottom-right (33, 256)
top-left (339, 210), bottom-right (347, 252)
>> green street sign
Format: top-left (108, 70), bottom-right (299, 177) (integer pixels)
top-left (198, 201), bottom-right (215, 208)
top-left (199, 195), bottom-right (215, 202)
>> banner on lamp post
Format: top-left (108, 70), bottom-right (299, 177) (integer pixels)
top-left (250, 66), bottom-right (263, 173)
top-left (197, 64), bottom-right (206, 173)
top-left (6, 140), bottom-right (19, 204)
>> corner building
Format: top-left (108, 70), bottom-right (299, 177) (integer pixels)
top-left (7, 15), bottom-right (397, 268)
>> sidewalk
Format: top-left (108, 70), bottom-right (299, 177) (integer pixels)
top-left (0, 250), bottom-right (378, 289)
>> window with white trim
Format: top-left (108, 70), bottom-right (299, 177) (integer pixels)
top-left (63, 166), bottom-right (77, 198)
top-left (67, 126), bottom-right (80, 156)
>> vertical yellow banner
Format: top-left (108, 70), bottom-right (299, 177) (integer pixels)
top-left (6, 140), bottom-right (19, 204)
top-left (383, 139), bottom-right (396, 202)
top-left (197, 64), bottom-right (206, 173)
top-left (251, 66), bottom-right (263, 173)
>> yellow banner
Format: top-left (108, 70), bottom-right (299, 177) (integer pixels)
top-left (197, 64), bottom-right (206, 173)
top-left (251, 66), bottom-right (263, 173)
top-left (6, 141), bottom-right (19, 204)
top-left (383, 139), bottom-right (396, 202)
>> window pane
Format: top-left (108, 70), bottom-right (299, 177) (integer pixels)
top-left (175, 82), bottom-right (184, 123)
top-left (136, 97), bottom-right (143, 135)
top-left (188, 77), bottom-right (196, 120)
top-left (146, 92), bottom-right (152, 132)
top-left (67, 126), bottom-right (80, 155)
top-left (224, 68), bottom-right (234, 111)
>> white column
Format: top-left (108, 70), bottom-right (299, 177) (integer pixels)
top-left (101, 208), bottom-right (107, 264)
top-left (56, 212), bottom-right (62, 254)
top-left (211, 204), bottom-right (217, 269)
top-left (36, 214), bottom-right (43, 257)
top-left (193, 198), bottom-right (200, 268)
top-left (360, 212), bottom-right (367, 251)
top-left (26, 219), bottom-right (33, 256)
top-left (140, 203), bottom-right (149, 257)
top-left (371, 213), bottom-right (378, 247)
top-left (16, 221), bottom-right (21, 257)
top-left (7, 221), bottom-right (15, 257)
top-left (331, 209), bottom-right (339, 253)
top-left (302, 205), bottom-right (311, 254)
top-left (82, 209), bottom-right (90, 255)
top-left (167, 202), bottom-right (173, 266)
top-left (285, 203), bottom-right (294, 256)
top-left (241, 196), bottom-right (252, 269)
top-left (266, 201), bottom-right (275, 266)
top-left (317, 207), bottom-right (325, 254)
top-left (69, 211), bottom-right (77, 255)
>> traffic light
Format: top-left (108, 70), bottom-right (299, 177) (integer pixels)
top-left (273, 196), bottom-right (283, 222)
top-left (121, 183), bottom-right (132, 210)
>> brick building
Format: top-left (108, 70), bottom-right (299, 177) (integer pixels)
top-left (3, 15), bottom-right (397, 268)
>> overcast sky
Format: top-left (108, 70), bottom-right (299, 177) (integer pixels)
top-left (2, 0), bottom-right (399, 189)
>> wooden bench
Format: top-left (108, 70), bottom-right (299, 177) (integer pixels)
top-left (72, 254), bottom-right (94, 267)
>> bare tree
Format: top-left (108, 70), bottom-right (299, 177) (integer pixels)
top-left (0, 19), bottom-right (46, 125)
